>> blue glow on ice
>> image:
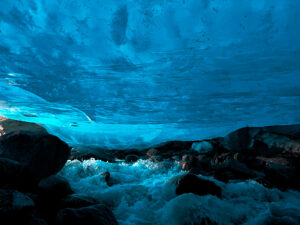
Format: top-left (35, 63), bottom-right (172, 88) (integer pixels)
top-left (0, 0), bottom-right (300, 148)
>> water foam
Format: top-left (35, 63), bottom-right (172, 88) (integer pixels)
top-left (59, 159), bottom-right (300, 225)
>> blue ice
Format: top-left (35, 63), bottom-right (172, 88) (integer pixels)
top-left (0, 0), bottom-right (299, 148)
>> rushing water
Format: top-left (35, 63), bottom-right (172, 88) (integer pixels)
top-left (60, 159), bottom-right (300, 225)
top-left (1, 1), bottom-right (300, 224)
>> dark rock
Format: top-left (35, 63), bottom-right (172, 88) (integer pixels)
top-left (36, 175), bottom-right (73, 224)
top-left (263, 162), bottom-right (299, 190)
top-left (174, 173), bottom-right (222, 198)
top-left (181, 155), bottom-right (198, 171)
top-left (254, 132), bottom-right (300, 154)
top-left (145, 141), bottom-right (197, 160)
top-left (214, 159), bottom-right (263, 182)
top-left (38, 175), bottom-right (73, 199)
top-left (56, 204), bottom-right (118, 225)
top-left (27, 213), bottom-right (48, 225)
top-left (0, 157), bottom-right (31, 190)
top-left (0, 118), bottom-right (70, 182)
top-left (222, 127), bottom-right (260, 151)
top-left (256, 156), bottom-right (289, 166)
top-left (100, 171), bottom-right (113, 187)
top-left (198, 217), bottom-right (218, 225)
top-left (60, 194), bottom-right (98, 209)
top-left (146, 148), bottom-right (159, 157)
top-left (0, 117), bottom-right (48, 136)
top-left (190, 141), bottom-right (214, 153)
top-left (99, 171), bottom-right (118, 187)
top-left (0, 189), bottom-right (35, 224)
top-left (146, 141), bottom-right (196, 160)
top-left (234, 153), bottom-right (265, 171)
top-left (111, 149), bottom-right (145, 160)
top-left (124, 154), bottom-right (139, 163)
top-left (171, 155), bottom-right (181, 161)
top-left (154, 141), bottom-right (194, 152)
top-left (263, 124), bottom-right (300, 139)
top-left (213, 152), bottom-right (232, 165)
top-left (70, 147), bottom-right (115, 162)
top-left (180, 154), bottom-right (211, 174)
top-left (251, 140), bottom-right (270, 155)
top-left (148, 155), bottom-right (162, 162)
top-left (196, 156), bottom-right (211, 172)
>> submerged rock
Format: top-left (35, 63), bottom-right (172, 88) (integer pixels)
top-left (100, 171), bottom-right (117, 187)
top-left (0, 118), bottom-right (70, 183)
top-left (173, 173), bottom-right (222, 198)
top-left (56, 204), bottom-right (118, 225)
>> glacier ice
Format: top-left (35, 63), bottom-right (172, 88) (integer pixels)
top-left (0, 0), bottom-right (300, 148)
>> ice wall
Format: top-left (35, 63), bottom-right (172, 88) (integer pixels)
top-left (0, 0), bottom-right (300, 148)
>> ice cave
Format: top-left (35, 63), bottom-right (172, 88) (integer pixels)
top-left (0, 1), bottom-right (299, 225)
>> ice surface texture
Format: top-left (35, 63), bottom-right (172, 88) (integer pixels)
top-left (0, 1), bottom-right (300, 148)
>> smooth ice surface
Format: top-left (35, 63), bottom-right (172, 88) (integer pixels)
top-left (59, 159), bottom-right (300, 225)
top-left (0, 1), bottom-right (300, 148)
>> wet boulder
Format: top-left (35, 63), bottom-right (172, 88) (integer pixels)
top-left (173, 173), bottom-right (222, 198)
top-left (190, 141), bottom-right (213, 153)
top-left (0, 189), bottom-right (35, 224)
top-left (146, 141), bottom-right (195, 159)
top-left (263, 124), bottom-right (300, 139)
top-left (0, 117), bottom-right (48, 137)
top-left (180, 155), bottom-right (198, 171)
top-left (146, 148), bottom-right (159, 158)
top-left (222, 127), bottom-right (260, 152)
top-left (263, 162), bottom-right (299, 190)
top-left (213, 158), bottom-right (263, 182)
top-left (180, 154), bottom-right (211, 174)
top-left (38, 175), bottom-right (73, 199)
top-left (59, 194), bottom-right (99, 209)
top-left (56, 204), bottom-right (118, 225)
top-left (36, 175), bottom-right (73, 224)
top-left (154, 141), bottom-right (194, 152)
top-left (254, 132), bottom-right (300, 155)
top-left (0, 157), bottom-right (31, 190)
top-left (0, 118), bottom-right (70, 182)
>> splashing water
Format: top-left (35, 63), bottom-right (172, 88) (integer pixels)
top-left (59, 159), bottom-right (300, 225)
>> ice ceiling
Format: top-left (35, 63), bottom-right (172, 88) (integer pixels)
top-left (0, 0), bottom-right (300, 148)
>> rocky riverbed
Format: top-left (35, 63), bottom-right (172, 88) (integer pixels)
top-left (0, 117), bottom-right (300, 225)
